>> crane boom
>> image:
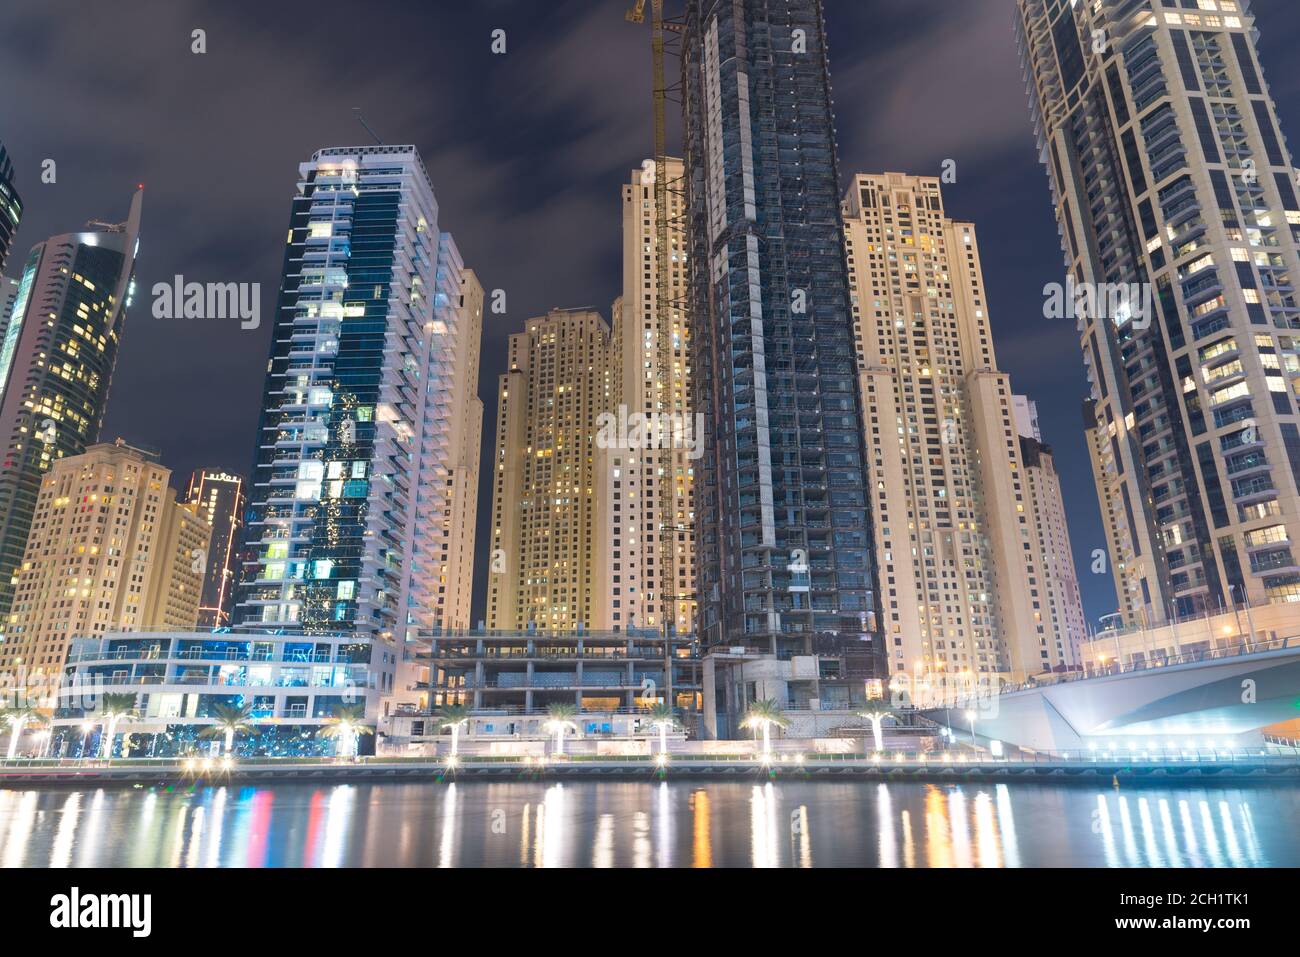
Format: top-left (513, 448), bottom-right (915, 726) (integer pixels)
top-left (627, 0), bottom-right (681, 705)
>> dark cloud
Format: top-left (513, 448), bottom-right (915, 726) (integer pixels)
top-left (2, 0), bottom-right (1298, 628)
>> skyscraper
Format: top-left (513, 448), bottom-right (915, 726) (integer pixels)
top-left (0, 439), bottom-right (210, 690)
top-left (843, 171), bottom-right (1071, 679)
top-left (593, 160), bottom-right (696, 636)
top-left (425, 268), bottom-right (483, 632)
top-left (1015, 404), bottom-right (1089, 668)
top-left (487, 308), bottom-right (612, 632)
top-left (1018, 0), bottom-right (1300, 623)
top-left (234, 146), bottom-right (480, 670)
top-left (185, 468), bottom-right (245, 629)
top-left (0, 277), bottom-right (19, 345)
top-left (683, 0), bottom-right (884, 703)
top-left (0, 188), bottom-right (143, 631)
top-left (0, 144), bottom-right (21, 273)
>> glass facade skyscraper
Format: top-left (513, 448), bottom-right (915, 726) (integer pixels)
top-left (683, 0), bottom-right (884, 688)
top-left (1018, 0), bottom-right (1300, 623)
top-left (234, 146), bottom-right (479, 685)
top-left (0, 144), bottom-right (21, 274)
top-left (0, 189), bottom-right (142, 633)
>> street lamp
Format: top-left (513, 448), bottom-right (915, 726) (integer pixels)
top-left (966, 709), bottom-right (978, 747)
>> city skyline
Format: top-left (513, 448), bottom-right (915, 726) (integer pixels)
top-left (2, 0), bottom-right (1300, 892)
top-left (2, 1), bottom-right (1299, 628)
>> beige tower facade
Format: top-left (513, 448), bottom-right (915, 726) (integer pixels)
top-left (1083, 396), bottom-right (1147, 625)
top-left (844, 172), bottom-right (1067, 681)
top-left (593, 160), bottom-right (696, 635)
top-left (0, 439), bottom-right (211, 690)
top-left (487, 308), bottom-right (612, 632)
top-left (1015, 396), bottom-right (1088, 666)
top-left (428, 269), bottom-right (483, 631)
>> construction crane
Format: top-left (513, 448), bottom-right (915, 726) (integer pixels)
top-left (625, 0), bottom-right (688, 708)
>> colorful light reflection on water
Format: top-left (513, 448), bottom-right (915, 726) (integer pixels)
top-left (0, 780), bottom-right (1296, 867)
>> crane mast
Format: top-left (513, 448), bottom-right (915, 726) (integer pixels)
top-left (626, 0), bottom-right (686, 706)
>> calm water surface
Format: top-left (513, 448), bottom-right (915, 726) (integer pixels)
top-left (0, 779), bottom-right (1296, 867)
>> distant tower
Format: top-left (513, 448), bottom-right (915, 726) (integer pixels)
top-left (844, 171), bottom-right (1072, 678)
top-left (488, 308), bottom-right (612, 633)
top-left (0, 143), bottom-right (22, 273)
top-left (0, 439), bottom-right (210, 687)
top-left (593, 160), bottom-right (695, 636)
top-left (185, 468), bottom-right (245, 628)
top-left (1013, 397), bottom-right (1089, 668)
top-left (0, 189), bottom-right (143, 629)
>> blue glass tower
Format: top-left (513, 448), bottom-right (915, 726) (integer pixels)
top-left (683, 0), bottom-right (885, 701)
top-left (234, 146), bottom-right (473, 672)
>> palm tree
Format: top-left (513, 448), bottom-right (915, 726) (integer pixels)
top-left (320, 703), bottom-right (374, 758)
top-left (0, 706), bottom-right (43, 760)
top-left (97, 693), bottom-right (139, 760)
top-left (740, 699), bottom-right (789, 759)
top-left (859, 710), bottom-right (893, 753)
top-left (199, 703), bottom-right (256, 756)
top-left (542, 703), bottom-right (579, 757)
top-left (645, 702), bottom-right (679, 758)
top-left (433, 703), bottom-right (472, 759)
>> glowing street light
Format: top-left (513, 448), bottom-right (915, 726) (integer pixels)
top-left (740, 699), bottom-right (789, 761)
top-left (433, 703), bottom-right (472, 760)
top-left (858, 709), bottom-right (892, 753)
top-left (542, 703), bottom-right (579, 757)
top-left (646, 702), bottom-right (680, 760)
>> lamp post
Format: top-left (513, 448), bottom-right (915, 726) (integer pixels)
top-left (966, 709), bottom-right (978, 747)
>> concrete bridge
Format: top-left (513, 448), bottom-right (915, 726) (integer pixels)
top-left (921, 638), bottom-right (1300, 753)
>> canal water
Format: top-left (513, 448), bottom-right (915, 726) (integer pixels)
top-left (0, 779), bottom-right (1296, 867)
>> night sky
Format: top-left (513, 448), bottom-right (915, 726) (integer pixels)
top-left (3, 0), bottom-right (1299, 628)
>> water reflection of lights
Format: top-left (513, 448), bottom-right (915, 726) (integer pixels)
top-left (946, 789), bottom-right (973, 868)
top-left (750, 783), bottom-right (780, 867)
top-left (924, 786), bottom-right (953, 868)
top-left (192, 789), bottom-right (225, 867)
top-left (633, 810), bottom-right (651, 868)
top-left (0, 790), bottom-right (39, 868)
top-left (0, 778), bottom-right (1287, 868)
top-left (437, 783), bottom-right (458, 869)
top-left (691, 789), bottom-right (711, 868)
top-left (593, 813), bottom-right (615, 868)
top-left (185, 806), bottom-right (206, 868)
top-left (539, 784), bottom-right (567, 868)
top-left (877, 785), bottom-right (898, 868)
top-left (994, 785), bottom-right (1021, 867)
top-left (1086, 792), bottom-right (1261, 866)
top-left (50, 792), bottom-right (82, 868)
top-left (900, 808), bottom-right (917, 867)
top-left (972, 791), bottom-right (1001, 868)
top-left (321, 785), bottom-right (356, 868)
top-left (793, 805), bottom-right (812, 868)
top-left (519, 802), bottom-right (532, 867)
top-left (74, 790), bottom-right (109, 868)
top-left (1136, 798), bottom-right (1164, 867)
top-left (655, 782), bottom-right (674, 868)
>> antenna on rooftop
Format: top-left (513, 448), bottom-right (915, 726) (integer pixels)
top-left (352, 107), bottom-right (385, 145)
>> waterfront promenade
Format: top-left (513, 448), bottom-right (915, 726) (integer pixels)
top-left (2, 749), bottom-right (1299, 787)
